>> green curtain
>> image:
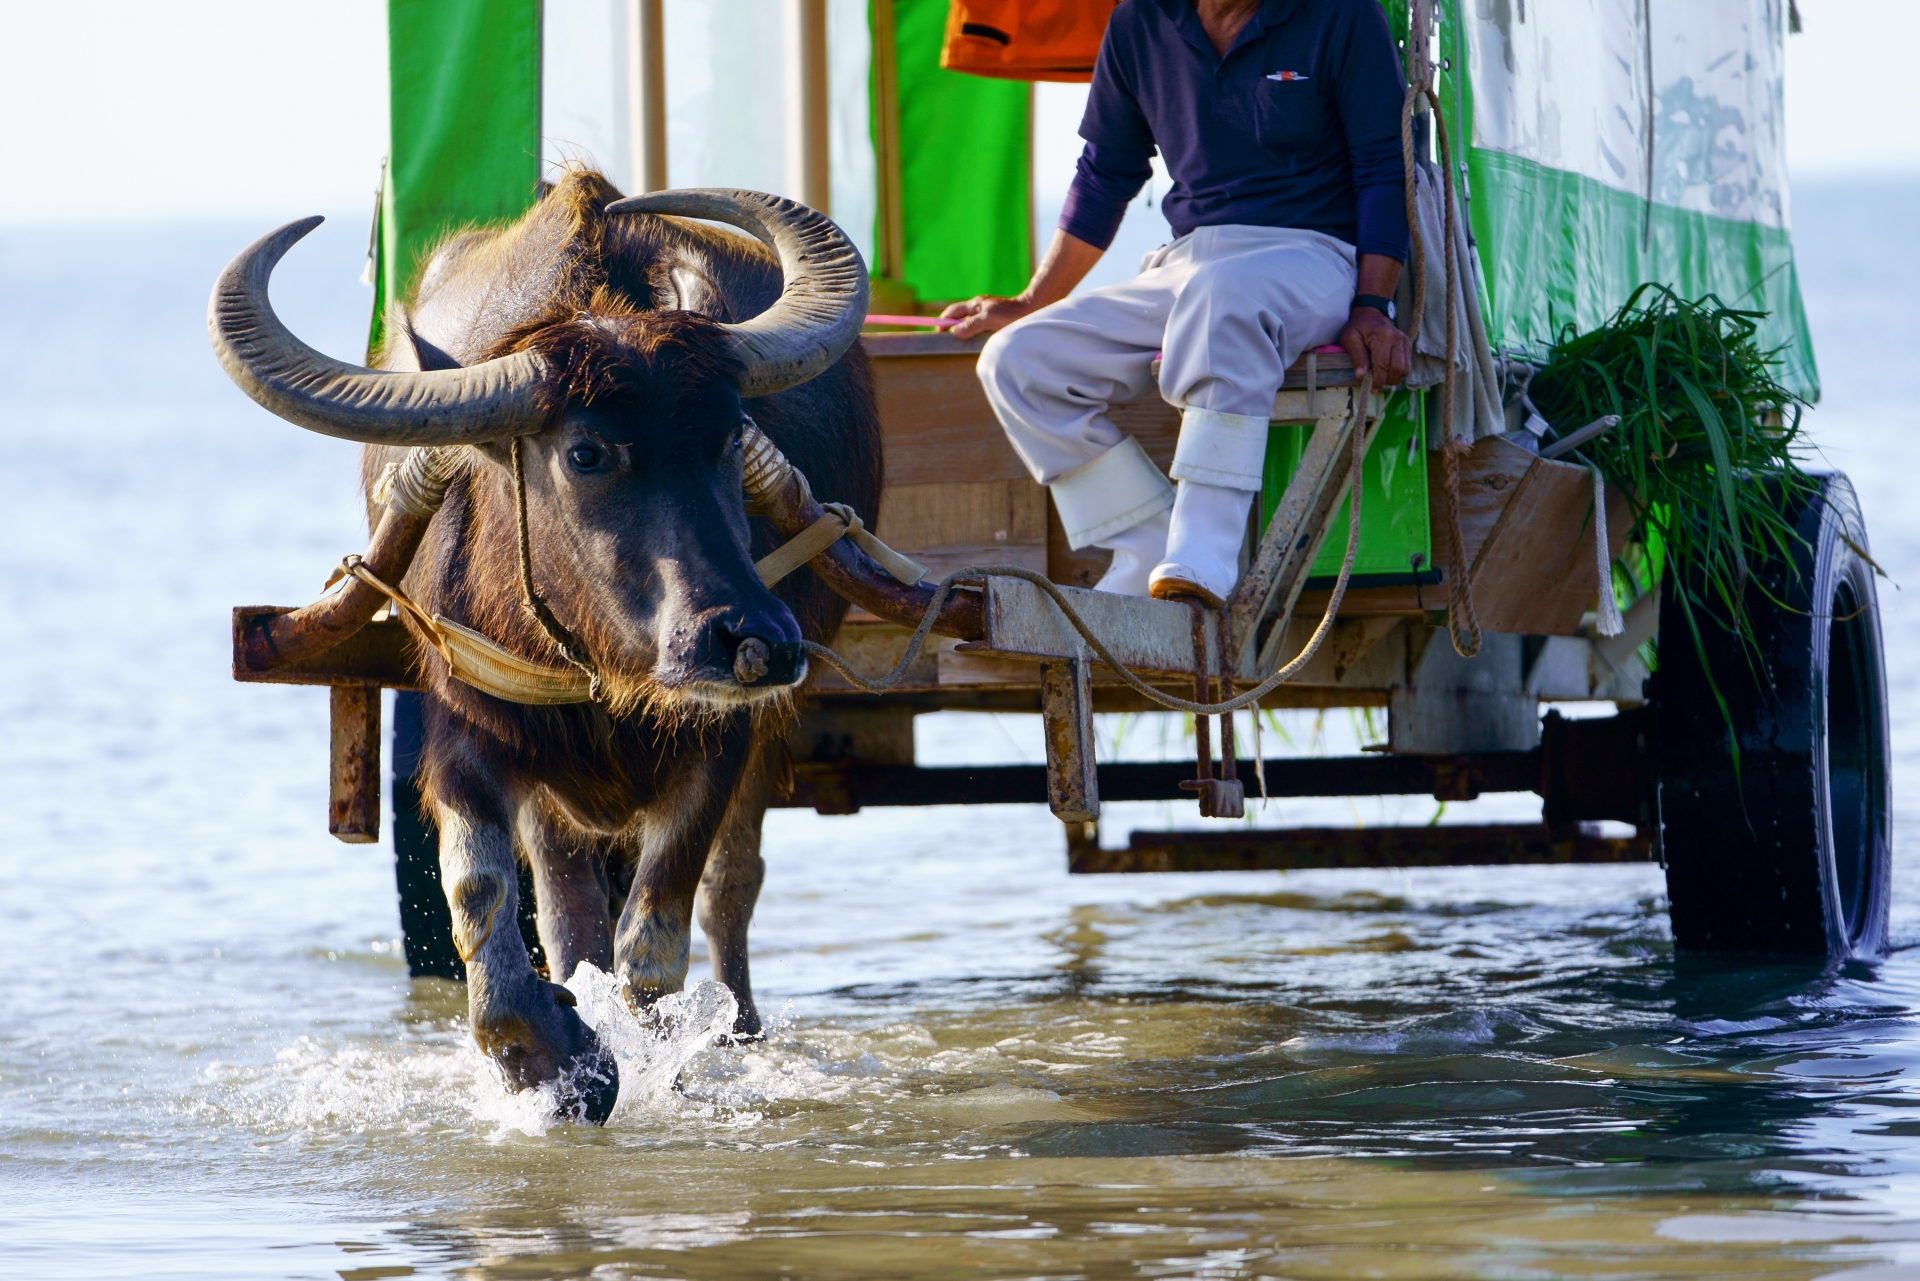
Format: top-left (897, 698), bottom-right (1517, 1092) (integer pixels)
top-left (1435, 9), bottom-right (1818, 400)
top-left (887, 0), bottom-right (1033, 302)
top-left (369, 0), bottom-right (542, 354)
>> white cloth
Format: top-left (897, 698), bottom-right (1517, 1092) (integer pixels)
top-left (978, 224), bottom-right (1360, 517)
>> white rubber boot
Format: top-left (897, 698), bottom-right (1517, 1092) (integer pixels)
top-left (1149, 480), bottom-right (1256, 608)
top-left (1048, 437), bottom-right (1176, 598)
top-left (1091, 508), bottom-right (1170, 597)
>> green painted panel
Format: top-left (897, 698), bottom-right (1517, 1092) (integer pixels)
top-left (371, 0), bottom-right (542, 353)
top-left (1463, 151), bottom-right (1818, 400)
top-left (1435, 8), bottom-right (1817, 401)
top-left (1259, 390), bottom-right (1431, 581)
top-left (889, 0), bottom-right (1032, 302)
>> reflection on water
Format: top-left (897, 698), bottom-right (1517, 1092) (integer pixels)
top-left (5, 179), bottom-right (1920, 1279)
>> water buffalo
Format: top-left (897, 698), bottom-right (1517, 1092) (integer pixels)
top-left (211, 171), bottom-right (879, 1122)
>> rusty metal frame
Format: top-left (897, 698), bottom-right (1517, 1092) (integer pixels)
top-left (1073, 824), bottom-right (1652, 874)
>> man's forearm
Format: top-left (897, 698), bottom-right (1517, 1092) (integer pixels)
top-left (1019, 230), bottom-right (1105, 310)
top-left (1354, 253), bottom-right (1402, 305)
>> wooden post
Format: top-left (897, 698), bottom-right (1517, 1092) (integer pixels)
top-left (870, 0), bottom-right (907, 284)
top-left (627, 0), bottom-right (668, 194)
top-left (329, 685), bottom-right (381, 844)
top-left (788, 0), bottom-right (831, 213)
top-left (1039, 657), bottom-right (1099, 824)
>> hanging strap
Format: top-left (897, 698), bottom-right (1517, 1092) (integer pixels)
top-left (754, 502), bottom-right (928, 588)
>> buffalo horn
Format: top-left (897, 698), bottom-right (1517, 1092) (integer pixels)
top-left (603, 189), bottom-right (869, 398)
top-left (208, 217), bottom-right (551, 445)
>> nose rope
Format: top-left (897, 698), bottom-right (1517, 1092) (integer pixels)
top-left (509, 436), bottom-right (603, 702)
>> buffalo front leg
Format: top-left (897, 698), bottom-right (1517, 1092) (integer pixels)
top-left (437, 799), bottom-right (619, 1124)
top-left (517, 803), bottom-right (616, 985)
top-left (615, 722), bottom-right (750, 1014)
top-left (697, 736), bottom-right (771, 1037)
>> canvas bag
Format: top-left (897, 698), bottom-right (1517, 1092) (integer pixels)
top-left (940, 0), bottom-right (1121, 82)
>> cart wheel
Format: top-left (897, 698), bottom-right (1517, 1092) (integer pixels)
top-left (1654, 472), bottom-right (1891, 959)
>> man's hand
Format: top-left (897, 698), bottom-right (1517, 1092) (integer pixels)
top-left (938, 229), bottom-right (1106, 340)
top-left (939, 295), bottom-right (1037, 340)
top-left (1339, 304), bottom-right (1411, 387)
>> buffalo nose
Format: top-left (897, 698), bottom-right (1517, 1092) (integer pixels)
top-left (726, 633), bottom-right (804, 687)
top-left (734, 638), bottom-right (771, 684)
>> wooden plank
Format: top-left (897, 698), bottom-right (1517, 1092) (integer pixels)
top-left (1431, 436), bottom-right (1535, 576)
top-left (873, 478), bottom-right (1048, 582)
top-left (866, 352), bottom-right (1028, 486)
top-left (788, 703), bottom-right (916, 765)
top-left (329, 685), bottom-right (381, 844)
top-left (1230, 405), bottom-right (1357, 670)
top-left (860, 332), bottom-right (986, 359)
top-left (233, 609), bottom-right (423, 689)
top-left (1303, 437), bottom-right (1546, 620)
top-left (980, 576), bottom-right (1203, 675)
top-left (1074, 823), bottom-right (1651, 873)
top-left (1468, 454), bottom-right (1634, 636)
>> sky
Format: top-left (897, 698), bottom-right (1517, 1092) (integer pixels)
top-left (0, 0), bottom-right (1911, 224)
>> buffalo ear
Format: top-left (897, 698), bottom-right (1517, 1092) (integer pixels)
top-left (649, 248), bottom-right (733, 322)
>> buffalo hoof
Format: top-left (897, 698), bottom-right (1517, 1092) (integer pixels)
top-left (555, 1048), bottom-right (620, 1126)
top-left (475, 981), bottom-right (622, 1125)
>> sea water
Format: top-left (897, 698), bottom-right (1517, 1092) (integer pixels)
top-left (4, 178), bottom-right (1920, 1279)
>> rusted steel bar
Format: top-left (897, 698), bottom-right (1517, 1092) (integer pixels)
top-left (752, 445), bottom-right (984, 641)
top-left (1540, 705), bottom-right (1651, 829)
top-left (328, 685), bottom-right (382, 843)
top-left (773, 751), bottom-right (1544, 813)
top-left (234, 508), bottom-right (431, 676)
top-left (1075, 823), bottom-right (1651, 874)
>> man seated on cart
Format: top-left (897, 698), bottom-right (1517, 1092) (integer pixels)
top-left (943, 0), bottom-right (1413, 608)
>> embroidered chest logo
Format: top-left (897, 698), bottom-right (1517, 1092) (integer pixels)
top-left (1266, 70), bottom-right (1310, 81)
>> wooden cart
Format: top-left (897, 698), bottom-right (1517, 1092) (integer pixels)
top-left (233, 0), bottom-right (1890, 970)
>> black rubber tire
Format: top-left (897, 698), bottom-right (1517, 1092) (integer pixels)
top-left (1653, 471), bottom-right (1891, 959)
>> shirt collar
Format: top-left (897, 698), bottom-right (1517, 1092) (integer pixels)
top-left (1157, 0), bottom-right (1301, 63)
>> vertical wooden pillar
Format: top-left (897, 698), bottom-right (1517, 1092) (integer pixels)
top-left (870, 0), bottom-right (907, 284)
top-left (329, 685), bottom-right (382, 844)
top-left (627, 0), bottom-right (668, 194)
top-left (1040, 657), bottom-right (1099, 825)
top-left (788, 0), bottom-right (831, 212)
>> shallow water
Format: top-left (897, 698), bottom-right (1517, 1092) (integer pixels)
top-left (5, 179), bottom-right (1920, 1279)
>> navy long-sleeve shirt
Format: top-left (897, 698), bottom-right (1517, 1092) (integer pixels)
top-left (1059, 0), bottom-right (1410, 262)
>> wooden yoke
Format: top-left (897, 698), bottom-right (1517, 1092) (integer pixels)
top-left (234, 507), bottom-right (432, 677)
top-left (743, 422), bottom-right (987, 641)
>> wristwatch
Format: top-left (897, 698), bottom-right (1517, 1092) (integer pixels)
top-left (1352, 293), bottom-right (1396, 320)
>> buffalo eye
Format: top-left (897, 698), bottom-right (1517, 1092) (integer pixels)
top-left (567, 442), bottom-right (605, 472)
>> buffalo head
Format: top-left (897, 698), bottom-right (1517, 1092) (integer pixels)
top-left (208, 189), bottom-right (869, 711)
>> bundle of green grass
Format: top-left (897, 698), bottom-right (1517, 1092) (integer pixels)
top-left (1526, 283), bottom-right (1813, 646)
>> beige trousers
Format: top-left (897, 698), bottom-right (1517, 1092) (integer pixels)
top-left (977, 224), bottom-right (1357, 547)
